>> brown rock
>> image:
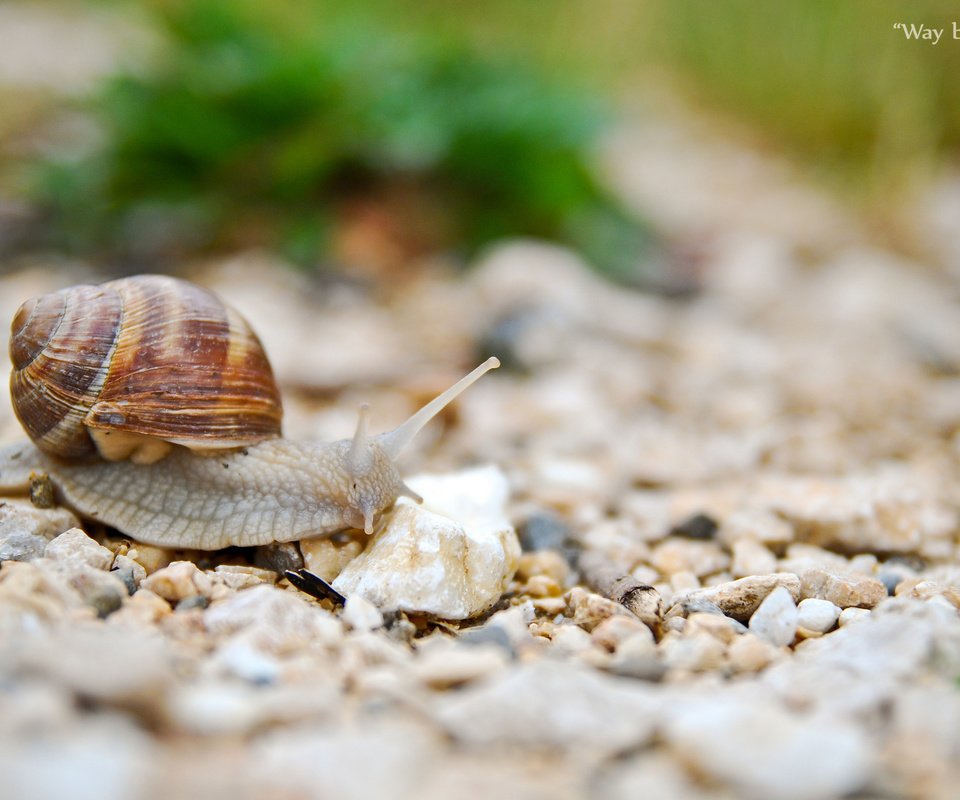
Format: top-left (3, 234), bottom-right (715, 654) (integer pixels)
top-left (799, 566), bottom-right (887, 609)
top-left (671, 574), bottom-right (801, 622)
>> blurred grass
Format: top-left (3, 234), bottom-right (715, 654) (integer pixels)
top-left (421, 1), bottom-right (960, 195)
top-left (31, 0), bottom-right (656, 277)
top-left (24, 0), bottom-right (960, 269)
top-left (638, 0), bottom-right (960, 197)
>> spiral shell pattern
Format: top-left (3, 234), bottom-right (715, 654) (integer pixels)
top-left (9, 275), bottom-right (283, 459)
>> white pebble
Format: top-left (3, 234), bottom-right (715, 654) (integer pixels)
top-left (333, 466), bottom-right (520, 620)
top-left (838, 607), bottom-right (871, 626)
top-left (748, 586), bottom-right (798, 647)
top-left (44, 528), bottom-right (113, 571)
top-left (797, 598), bottom-right (841, 633)
top-left (341, 595), bottom-right (384, 632)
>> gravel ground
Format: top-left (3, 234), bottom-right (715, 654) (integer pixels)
top-left (2, 7), bottom-right (960, 795)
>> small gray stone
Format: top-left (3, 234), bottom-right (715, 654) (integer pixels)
top-left (110, 566), bottom-right (138, 596)
top-left (518, 511), bottom-right (573, 553)
top-left (0, 530), bottom-right (48, 562)
top-left (176, 594), bottom-right (210, 612)
top-left (669, 512), bottom-right (718, 540)
top-left (458, 623), bottom-right (515, 655)
top-left (797, 598), bottom-right (841, 633)
top-left (0, 499), bottom-right (79, 542)
top-left (877, 571), bottom-right (901, 596)
top-left (749, 586), bottom-right (798, 647)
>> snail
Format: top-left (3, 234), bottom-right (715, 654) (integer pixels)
top-left (0, 275), bottom-right (499, 550)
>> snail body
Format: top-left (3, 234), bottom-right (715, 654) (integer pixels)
top-left (0, 275), bottom-right (499, 550)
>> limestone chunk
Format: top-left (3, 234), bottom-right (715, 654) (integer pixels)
top-left (333, 466), bottom-right (520, 620)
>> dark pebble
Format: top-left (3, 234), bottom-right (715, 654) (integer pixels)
top-left (255, 541), bottom-right (304, 574)
top-left (475, 308), bottom-right (540, 373)
top-left (458, 624), bottom-right (516, 656)
top-left (110, 566), bottom-right (139, 596)
top-left (176, 595), bottom-right (210, 612)
top-left (877, 571), bottom-right (906, 596)
top-left (88, 586), bottom-right (124, 619)
top-left (519, 512), bottom-right (573, 553)
top-left (670, 512), bottom-right (719, 540)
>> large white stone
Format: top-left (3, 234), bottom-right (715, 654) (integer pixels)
top-left (332, 466), bottom-right (520, 620)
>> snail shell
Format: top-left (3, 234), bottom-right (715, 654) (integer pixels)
top-left (10, 275), bottom-right (282, 463)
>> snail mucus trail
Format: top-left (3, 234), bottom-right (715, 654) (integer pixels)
top-left (0, 275), bottom-right (500, 550)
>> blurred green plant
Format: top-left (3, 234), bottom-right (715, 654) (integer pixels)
top-left (33, 0), bottom-right (655, 277)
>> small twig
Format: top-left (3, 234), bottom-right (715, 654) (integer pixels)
top-left (577, 552), bottom-right (663, 632)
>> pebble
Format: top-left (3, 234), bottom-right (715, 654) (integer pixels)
top-left (165, 680), bottom-right (336, 736)
top-left (432, 659), bottom-right (659, 754)
top-left (111, 554), bottom-right (145, 591)
top-left (669, 570), bottom-right (699, 592)
top-left (515, 550), bottom-right (571, 586)
top-left (797, 598), bottom-right (841, 632)
top-left (44, 528), bottom-right (113, 571)
top-left (591, 615), bottom-right (654, 652)
top-left (124, 544), bottom-right (173, 575)
top-left (107, 588), bottom-right (171, 626)
top-left (411, 642), bottom-right (508, 688)
top-left (550, 624), bottom-right (596, 656)
top-left (141, 560), bottom-right (218, 603)
top-left (670, 512), bottom-right (719, 540)
top-left (663, 693), bottom-right (871, 799)
top-left (212, 564), bottom-right (277, 592)
top-left (731, 538), bottom-right (778, 578)
top-left (341, 594), bottom-right (384, 632)
top-left (0, 498), bottom-right (79, 546)
top-left (69, 568), bottom-right (126, 618)
top-left (7, 623), bottom-right (173, 704)
top-left (254, 541), bottom-right (304, 574)
top-left (517, 511), bottom-right (572, 552)
top-left (473, 603), bottom-right (536, 651)
top-left (727, 632), bottom-right (778, 673)
top-left (606, 632), bottom-right (665, 681)
top-left (110, 567), bottom-right (137, 595)
top-left (301, 535), bottom-right (363, 582)
top-left (458, 623), bottom-right (515, 655)
top-left (718, 508), bottom-right (795, 548)
top-left (685, 611), bottom-right (745, 644)
top-left (650, 538), bottom-right (730, 577)
top-left (214, 639), bottom-right (282, 685)
top-left (333, 467), bottom-right (520, 620)
top-left (565, 587), bottom-right (633, 631)
top-left (204, 584), bottom-right (344, 651)
top-left (749, 586), bottom-right (798, 647)
top-left (659, 629), bottom-right (726, 673)
top-left (768, 474), bottom-right (925, 554)
top-left (838, 607), bottom-right (872, 626)
top-left (0, 530), bottom-right (49, 562)
top-left (799, 565), bottom-right (887, 608)
top-left (672, 573), bottom-right (801, 622)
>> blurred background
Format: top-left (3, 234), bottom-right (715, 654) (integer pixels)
top-left (0, 0), bottom-right (958, 287)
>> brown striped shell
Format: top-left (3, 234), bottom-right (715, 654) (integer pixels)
top-left (9, 275), bottom-right (283, 461)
